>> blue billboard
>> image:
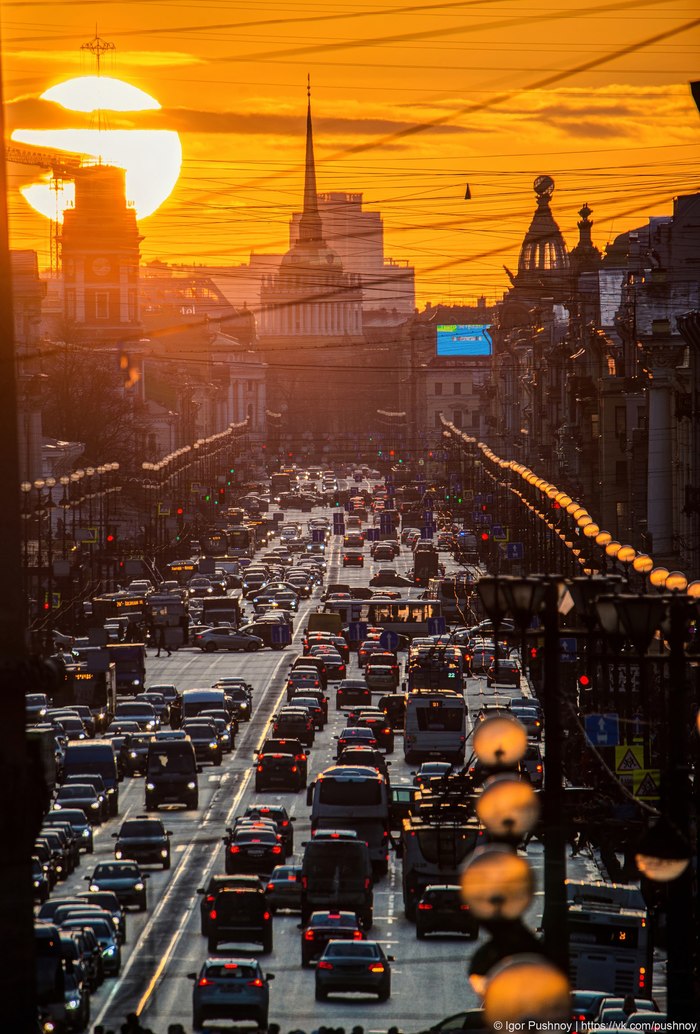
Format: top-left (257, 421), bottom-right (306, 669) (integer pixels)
top-left (436, 324), bottom-right (492, 357)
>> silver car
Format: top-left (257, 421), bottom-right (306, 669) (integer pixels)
top-left (188, 958), bottom-right (274, 1031)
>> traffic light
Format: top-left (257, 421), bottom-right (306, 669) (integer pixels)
top-left (480, 530), bottom-right (490, 543)
top-left (227, 467), bottom-right (235, 486)
top-left (529, 646), bottom-right (540, 661)
top-left (216, 487), bottom-right (225, 506)
top-left (105, 525), bottom-right (117, 552)
top-left (578, 674), bottom-right (592, 691)
top-left (481, 504), bottom-right (488, 513)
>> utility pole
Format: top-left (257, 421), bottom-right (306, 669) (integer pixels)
top-left (0, 34), bottom-right (38, 1031)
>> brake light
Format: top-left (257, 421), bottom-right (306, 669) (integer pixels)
top-left (364, 877), bottom-right (371, 889)
top-left (291, 765), bottom-right (298, 773)
top-left (248, 978), bottom-right (264, 987)
top-left (536, 764), bottom-right (543, 772)
top-left (263, 911), bottom-right (271, 920)
top-left (198, 977), bottom-right (214, 987)
top-left (318, 960), bottom-right (333, 970)
top-left (353, 930), bottom-right (363, 939)
top-left (301, 876), bottom-right (308, 889)
top-left (257, 765), bottom-right (263, 772)
top-left (209, 909), bottom-right (217, 920)
top-left (304, 929), bottom-right (315, 940)
top-left (281, 820), bottom-right (289, 826)
top-left (368, 963), bottom-right (385, 973)
top-left (229, 845), bottom-right (240, 853)
top-left (418, 902), bottom-right (432, 911)
top-left (271, 845), bottom-right (282, 854)
top-left (224, 963), bottom-right (238, 969)
top-left (206, 895), bottom-right (215, 904)
top-left (460, 904), bottom-right (470, 911)
top-left (266, 883), bottom-right (274, 891)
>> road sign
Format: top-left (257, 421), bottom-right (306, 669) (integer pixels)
top-left (584, 713), bottom-right (620, 747)
top-left (506, 542), bottom-right (524, 561)
top-left (333, 513), bottom-right (345, 535)
top-left (311, 529), bottom-right (325, 543)
top-left (270, 624), bottom-right (292, 646)
top-left (379, 630), bottom-right (400, 652)
top-left (347, 621), bottom-right (368, 641)
top-left (365, 527), bottom-right (380, 541)
top-left (77, 526), bottom-right (98, 544)
top-left (424, 510), bottom-right (434, 524)
top-left (427, 616), bottom-right (447, 635)
top-left (615, 745), bottom-right (643, 772)
top-left (559, 636), bottom-right (577, 663)
top-left (633, 770), bottom-right (660, 801)
top-left (420, 527), bottom-right (434, 539)
top-left (491, 524), bottom-right (507, 541)
top-left (380, 513), bottom-right (393, 534)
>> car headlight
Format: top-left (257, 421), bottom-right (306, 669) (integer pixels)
top-left (66, 998), bottom-right (81, 1011)
top-left (38, 708), bottom-right (47, 717)
top-left (130, 751), bottom-right (138, 758)
top-left (81, 828), bottom-right (90, 838)
top-left (160, 849), bottom-right (168, 858)
top-left (115, 850), bottom-right (123, 859)
top-left (33, 879), bottom-right (41, 887)
top-left (134, 882), bottom-right (144, 891)
top-left (53, 803), bottom-right (62, 810)
top-left (106, 787), bottom-right (116, 795)
top-left (89, 883), bottom-right (99, 891)
top-left (209, 741), bottom-right (218, 749)
top-left (240, 702), bottom-right (249, 711)
top-left (187, 781), bottom-right (196, 790)
top-left (90, 802), bottom-right (99, 809)
top-left (102, 944), bottom-right (117, 957)
top-left (146, 782), bottom-right (155, 791)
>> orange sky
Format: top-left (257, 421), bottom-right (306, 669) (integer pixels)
top-left (2, 0), bottom-right (699, 305)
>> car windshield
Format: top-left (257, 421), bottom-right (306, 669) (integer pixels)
top-left (64, 918), bottom-right (112, 938)
top-left (235, 831), bottom-right (276, 845)
top-left (57, 785), bottom-right (92, 798)
top-left (325, 942), bottom-right (379, 957)
top-left (312, 913), bottom-right (356, 927)
top-left (27, 694), bottom-right (46, 705)
top-left (120, 821), bottom-right (162, 837)
top-left (94, 864), bottom-right (139, 878)
top-left (203, 964), bottom-right (259, 980)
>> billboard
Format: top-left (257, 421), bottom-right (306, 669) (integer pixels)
top-left (436, 324), bottom-right (492, 357)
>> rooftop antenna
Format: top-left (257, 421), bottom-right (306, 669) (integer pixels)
top-left (80, 29), bottom-right (116, 149)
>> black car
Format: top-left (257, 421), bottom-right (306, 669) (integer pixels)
top-left (257, 737), bottom-right (308, 786)
top-left (415, 884), bottom-right (479, 939)
top-left (197, 874), bottom-right (265, 935)
top-left (272, 708), bottom-right (315, 748)
top-left (78, 890), bottom-right (128, 944)
top-left (336, 745), bottom-right (391, 783)
top-left (85, 860), bottom-right (149, 910)
top-left (336, 679), bottom-right (372, 710)
top-left (44, 808), bottom-right (94, 853)
top-left (112, 816), bottom-right (172, 869)
top-left (223, 828), bottom-right (284, 875)
top-left (243, 804), bottom-right (295, 856)
top-left (41, 817), bottom-right (81, 868)
top-left (255, 746), bottom-right (304, 793)
top-left (206, 885), bottom-right (273, 953)
top-left (354, 711), bottom-right (395, 753)
top-left (32, 856), bottom-right (50, 902)
top-left (315, 940), bottom-right (392, 1001)
top-left (121, 733), bottom-right (155, 776)
top-left (301, 910), bottom-right (364, 967)
top-left (181, 719), bottom-right (223, 765)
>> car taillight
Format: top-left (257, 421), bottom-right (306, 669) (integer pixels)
top-left (304, 929), bottom-right (315, 940)
top-left (257, 764), bottom-right (263, 772)
top-left (418, 902), bottom-right (432, 911)
top-left (271, 845), bottom-right (282, 854)
top-left (229, 845), bottom-right (240, 853)
top-left (536, 764), bottom-right (543, 772)
top-left (266, 883), bottom-right (274, 891)
top-left (248, 978), bottom-right (264, 988)
top-left (368, 963), bottom-right (385, 973)
top-left (198, 977), bottom-right (214, 987)
top-left (301, 876), bottom-right (308, 889)
top-left (209, 909), bottom-right (217, 920)
top-left (263, 911), bottom-right (271, 920)
top-left (460, 904), bottom-right (470, 911)
top-left (382, 727), bottom-right (390, 734)
top-left (291, 765), bottom-right (298, 773)
top-left (353, 930), bottom-right (363, 939)
top-left (364, 877), bottom-right (371, 889)
top-left (318, 960), bottom-right (333, 970)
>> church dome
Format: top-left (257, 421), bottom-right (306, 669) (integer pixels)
top-left (518, 176), bottom-right (570, 274)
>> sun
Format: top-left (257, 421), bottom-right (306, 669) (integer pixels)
top-left (11, 75), bottom-right (181, 221)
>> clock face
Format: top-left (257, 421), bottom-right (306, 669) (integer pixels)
top-left (91, 257), bottom-right (112, 277)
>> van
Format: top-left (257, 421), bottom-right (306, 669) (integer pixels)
top-left (181, 688), bottom-right (228, 720)
top-left (145, 738), bottom-right (198, 809)
top-left (301, 837), bottom-right (374, 928)
top-left (62, 740), bottom-right (120, 816)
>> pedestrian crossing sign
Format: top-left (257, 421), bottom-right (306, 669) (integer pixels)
top-left (615, 746), bottom-right (643, 772)
top-left (633, 770), bottom-right (660, 801)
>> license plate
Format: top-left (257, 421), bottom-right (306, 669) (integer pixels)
top-left (249, 850), bottom-right (264, 857)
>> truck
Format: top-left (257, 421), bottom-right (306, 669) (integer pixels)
top-left (300, 836), bottom-right (374, 928)
top-left (198, 594), bottom-right (242, 628)
top-left (413, 546), bottom-right (440, 587)
top-left (399, 811), bottom-right (482, 919)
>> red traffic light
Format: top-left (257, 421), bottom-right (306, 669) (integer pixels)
top-left (480, 531), bottom-right (490, 542)
top-left (578, 674), bottom-right (591, 689)
top-left (106, 533), bottom-right (115, 543)
top-left (529, 646), bottom-right (539, 659)
top-left (176, 506), bottom-right (184, 516)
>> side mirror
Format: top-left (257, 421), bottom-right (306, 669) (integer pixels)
top-left (166, 831), bottom-right (173, 836)
top-left (111, 833), bottom-right (118, 838)
top-left (387, 954), bottom-right (395, 962)
top-left (196, 887), bottom-right (204, 894)
top-left (186, 972), bottom-right (197, 980)
top-left (266, 973), bottom-right (275, 981)
top-left (142, 873), bottom-right (150, 880)
top-left (225, 827), bottom-right (232, 835)
top-left (289, 816), bottom-right (296, 822)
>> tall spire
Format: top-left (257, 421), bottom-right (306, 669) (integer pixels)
top-left (299, 75), bottom-right (324, 244)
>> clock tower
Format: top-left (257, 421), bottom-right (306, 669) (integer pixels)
top-left (61, 164), bottom-right (143, 344)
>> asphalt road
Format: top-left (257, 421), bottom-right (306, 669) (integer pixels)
top-left (50, 506), bottom-right (609, 1033)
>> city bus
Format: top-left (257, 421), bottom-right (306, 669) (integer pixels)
top-left (433, 573), bottom-right (478, 623)
top-left (226, 525), bottom-right (256, 557)
top-left (568, 903), bottom-right (652, 998)
top-left (404, 691), bottom-right (467, 764)
top-left (307, 765), bottom-right (391, 875)
top-left (322, 598), bottom-right (443, 640)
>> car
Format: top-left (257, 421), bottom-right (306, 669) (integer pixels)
top-left (78, 890), bottom-right (127, 944)
top-left (521, 743), bottom-right (544, 788)
top-left (301, 910), bottom-right (365, 967)
top-left (44, 808), bottom-right (94, 853)
top-left (222, 685), bottom-right (253, 723)
top-left (415, 884), bottom-right (479, 939)
top-left (289, 695), bottom-right (325, 730)
top-left (196, 874), bottom-right (265, 935)
top-left (353, 710), bottom-right (395, 753)
top-left (32, 856), bottom-right (50, 902)
top-left (265, 864), bottom-right (302, 914)
top-left (288, 685), bottom-right (328, 721)
top-left (486, 658), bottom-right (521, 687)
top-left (308, 646), bottom-right (346, 681)
top-left (85, 860), bottom-right (149, 910)
top-left (243, 804), bottom-right (295, 856)
top-left (188, 958), bottom-right (274, 1032)
top-left (120, 733), bottom-right (153, 776)
top-left (470, 647), bottom-right (494, 674)
top-left (371, 544), bottom-right (398, 562)
top-left (272, 708), bottom-right (315, 747)
top-left (223, 828), bottom-right (284, 875)
top-left (195, 627), bottom-right (264, 652)
top-left (255, 743), bottom-right (305, 793)
top-left (510, 705), bottom-right (543, 741)
top-left (369, 568), bottom-right (413, 587)
top-left (315, 939), bottom-right (393, 1001)
top-left (378, 692), bottom-right (407, 730)
top-left (286, 672), bottom-right (321, 700)
top-left (342, 549), bottom-right (364, 567)
top-left (113, 701), bottom-right (159, 732)
top-left (335, 726), bottom-right (378, 755)
top-left (60, 915), bottom-right (122, 976)
top-left (135, 691), bottom-right (171, 725)
top-left (358, 640), bottom-right (388, 666)
top-left (413, 761), bottom-right (452, 788)
top-left (206, 884), bottom-right (273, 953)
top-left (336, 679), bottom-right (372, 710)
top-left (365, 663), bottom-right (399, 693)
top-left (26, 692), bottom-right (51, 723)
top-left (112, 816), bottom-right (172, 869)
top-left (53, 783), bottom-right (103, 825)
top-left (256, 737), bottom-right (309, 788)
top-left (181, 719), bottom-right (223, 765)
top-left (336, 745), bottom-right (391, 782)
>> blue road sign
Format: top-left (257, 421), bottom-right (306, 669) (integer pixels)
top-left (347, 621), bottom-right (368, 641)
top-left (559, 636), bottom-right (577, 662)
top-left (584, 713), bottom-right (620, 747)
top-left (427, 616), bottom-right (447, 635)
top-left (379, 514), bottom-right (393, 533)
top-left (379, 629), bottom-right (400, 652)
top-left (311, 529), bottom-right (325, 543)
top-left (506, 542), bottom-right (524, 560)
top-left (347, 498), bottom-right (354, 512)
top-left (270, 624), bottom-right (292, 646)
top-left (420, 527), bottom-right (434, 539)
top-left (365, 527), bottom-right (380, 541)
top-left (424, 510), bottom-right (434, 524)
top-left (333, 513), bottom-right (345, 535)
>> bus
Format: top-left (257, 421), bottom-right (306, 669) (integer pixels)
top-left (404, 691), bottom-right (467, 764)
top-left (166, 560), bottom-right (198, 585)
top-left (434, 573), bottom-right (478, 623)
top-left (568, 904), bottom-right (652, 998)
top-left (227, 525), bottom-right (256, 557)
top-left (322, 598), bottom-right (443, 640)
top-left (307, 765), bottom-right (391, 875)
top-left (270, 472), bottom-right (292, 497)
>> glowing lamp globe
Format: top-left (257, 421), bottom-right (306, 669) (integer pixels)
top-left (473, 715), bottom-right (528, 767)
top-left (649, 567), bottom-right (669, 589)
top-left (460, 845), bottom-right (534, 921)
top-left (475, 775), bottom-right (540, 839)
top-left (633, 554), bottom-right (654, 574)
top-left (483, 955), bottom-right (571, 1024)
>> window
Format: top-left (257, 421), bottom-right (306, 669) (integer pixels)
top-left (435, 383), bottom-right (443, 396)
top-left (94, 292), bottom-right (109, 319)
top-left (615, 406), bottom-right (627, 436)
top-left (434, 412), bottom-right (443, 428)
top-left (65, 289), bottom-right (76, 320)
top-left (454, 382), bottom-right (461, 395)
top-left (453, 410), bottom-right (463, 429)
top-left (471, 411), bottom-right (480, 429)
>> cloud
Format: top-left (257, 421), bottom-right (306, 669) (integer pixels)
top-left (544, 118), bottom-right (625, 139)
top-left (9, 49), bottom-right (203, 67)
top-left (140, 107), bottom-right (465, 137)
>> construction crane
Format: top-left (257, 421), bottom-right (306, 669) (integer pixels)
top-left (7, 142), bottom-right (88, 274)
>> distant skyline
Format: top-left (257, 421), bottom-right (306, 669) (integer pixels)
top-left (3, 0), bottom-right (699, 306)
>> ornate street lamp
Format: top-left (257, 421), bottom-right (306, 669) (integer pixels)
top-left (476, 774), bottom-right (540, 840)
top-left (473, 715), bottom-right (528, 769)
top-left (460, 844), bottom-right (534, 921)
top-left (483, 955), bottom-right (571, 1024)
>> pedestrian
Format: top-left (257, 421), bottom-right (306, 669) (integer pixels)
top-left (621, 994), bottom-right (637, 1017)
top-left (155, 625), bottom-right (171, 657)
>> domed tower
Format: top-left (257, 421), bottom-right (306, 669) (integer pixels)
top-left (511, 175), bottom-right (571, 304)
top-left (569, 202), bottom-right (602, 275)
